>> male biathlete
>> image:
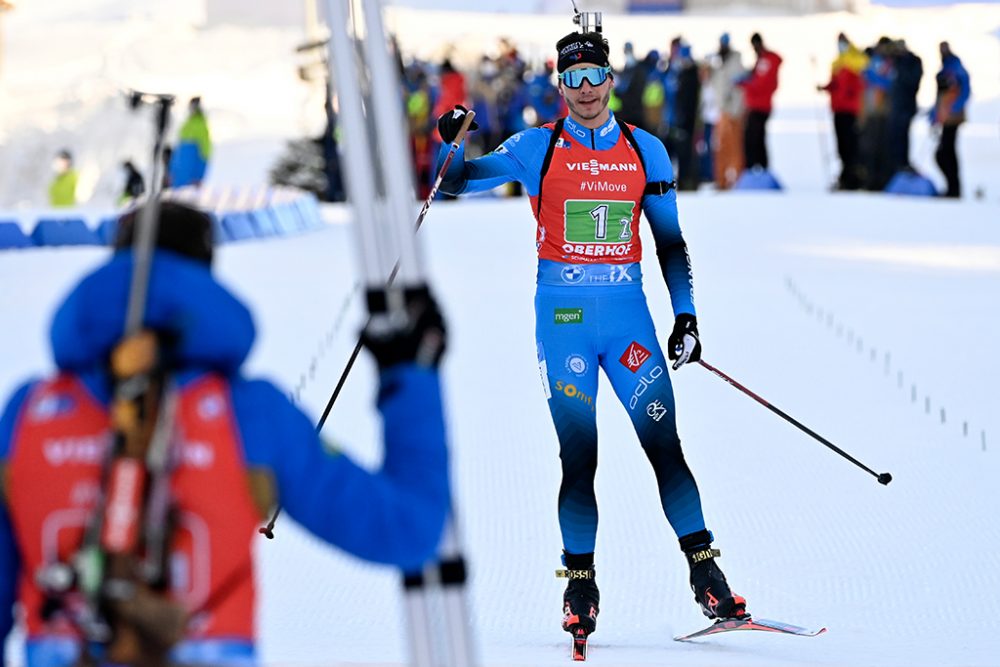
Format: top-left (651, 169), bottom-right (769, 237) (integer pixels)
top-left (435, 31), bottom-right (748, 642)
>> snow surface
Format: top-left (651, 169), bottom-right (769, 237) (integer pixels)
top-left (3, 1), bottom-right (1000, 666)
top-left (3, 192), bottom-right (1000, 667)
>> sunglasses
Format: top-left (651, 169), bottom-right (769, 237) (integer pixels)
top-left (559, 66), bottom-right (611, 89)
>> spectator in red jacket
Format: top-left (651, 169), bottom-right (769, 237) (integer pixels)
top-left (738, 32), bottom-right (782, 170)
top-left (819, 33), bottom-right (868, 190)
top-left (432, 58), bottom-right (468, 142)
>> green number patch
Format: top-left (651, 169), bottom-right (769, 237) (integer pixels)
top-left (565, 200), bottom-right (635, 244)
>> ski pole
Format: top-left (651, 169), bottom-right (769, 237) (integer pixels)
top-left (259, 111), bottom-right (475, 539)
top-left (319, 1), bottom-right (478, 665)
top-left (697, 359), bottom-right (893, 485)
top-left (809, 55), bottom-right (835, 189)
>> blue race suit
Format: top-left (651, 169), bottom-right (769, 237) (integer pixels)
top-left (437, 112), bottom-right (707, 555)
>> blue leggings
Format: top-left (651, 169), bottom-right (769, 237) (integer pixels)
top-left (535, 283), bottom-right (706, 555)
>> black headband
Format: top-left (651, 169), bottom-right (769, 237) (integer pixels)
top-left (557, 36), bottom-right (609, 73)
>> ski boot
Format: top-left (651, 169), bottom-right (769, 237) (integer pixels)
top-left (557, 551), bottom-right (599, 659)
top-left (680, 530), bottom-right (749, 621)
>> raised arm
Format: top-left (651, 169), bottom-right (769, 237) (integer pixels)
top-left (233, 366), bottom-right (449, 572)
top-left (437, 126), bottom-right (551, 196)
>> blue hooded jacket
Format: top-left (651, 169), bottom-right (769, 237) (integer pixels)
top-left (0, 251), bottom-right (450, 663)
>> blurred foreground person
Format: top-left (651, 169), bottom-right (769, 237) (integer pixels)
top-left (931, 41), bottom-right (970, 198)
top-left (0, 202), bottom-right (450, 667)
top-left (434, 28), bottom-right (748, 646)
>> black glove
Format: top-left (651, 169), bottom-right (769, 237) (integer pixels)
top-left (667, 313), bottom-right (701, 370)
top-left (361, 286), bottom-right (446, 370)
top-left (436, 105), bottom-right (478, 144)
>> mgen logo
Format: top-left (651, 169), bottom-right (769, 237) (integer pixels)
top-left (619, 341), bottom-right (651, 372)
top-left (554, 308), bottom-right (583, 324)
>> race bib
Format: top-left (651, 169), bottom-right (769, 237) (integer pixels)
top-left (564, 200), bottom-right (635, 244)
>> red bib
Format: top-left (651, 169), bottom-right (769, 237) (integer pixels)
top-left (6, 374), bottom-right (261, 642)
top-left (531, 122), bottom-right (647, 265)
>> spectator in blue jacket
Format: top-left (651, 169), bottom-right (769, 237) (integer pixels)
top-left (0, 202), bottom-right (450, 667)
top-left (931, 41), bottom-right (970, 198)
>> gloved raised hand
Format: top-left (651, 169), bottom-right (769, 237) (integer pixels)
top-left (436, 105), bottom-right (479, 144)
top-left (361, 286), bottom-right (447, 370)
top-left (667, 313), bottom-right (701, 370)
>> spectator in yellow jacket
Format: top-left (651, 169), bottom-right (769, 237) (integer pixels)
top-left (169, 97), bottom-right (212, 187)
top-left (48, 150), bottom-right (78, 208)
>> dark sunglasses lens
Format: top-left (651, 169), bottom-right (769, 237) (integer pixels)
top-left (562, 67), bottom-right (607, 88)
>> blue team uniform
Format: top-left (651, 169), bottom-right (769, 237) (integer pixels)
top-left (437, 112), bottom-right (707, 555)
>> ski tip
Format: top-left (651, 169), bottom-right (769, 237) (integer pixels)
top-left (571, 629), bottom-right (588, 661)
top-left (674, 617), bottom-right (828, 641)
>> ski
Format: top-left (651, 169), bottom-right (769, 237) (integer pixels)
top-left (674, 617), bottom-right (827, 642)
top-left (570, 628), bottom-right (588, 661)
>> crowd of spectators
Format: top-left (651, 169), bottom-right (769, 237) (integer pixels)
top-left (819, 33), bottom-right (969, 196)
top-left (396, 31), bottom-right (970, 198)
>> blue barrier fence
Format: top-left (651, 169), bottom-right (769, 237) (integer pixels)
top-left (0, 187), bottom-right (325, 251)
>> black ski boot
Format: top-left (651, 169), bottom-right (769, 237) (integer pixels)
top-left (680, 530), bottom-right (748, 620)
top-left (557, 551), bottom-right (600, 637)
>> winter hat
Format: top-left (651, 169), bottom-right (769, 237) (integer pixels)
top-left (556, 31), bottom-right (610, 73)
top-left (115, 201), bottom-right (214, 266)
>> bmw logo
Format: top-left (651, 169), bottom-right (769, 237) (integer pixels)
top-left (561, 266), bottom-right (585, 284)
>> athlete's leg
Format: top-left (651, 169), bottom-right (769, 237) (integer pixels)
top-left (536, 289), bottom-right (601, 555)
top-left (599, 291), bottom-right (747, 620)
top-left (598, 292), bottom-right (706, 539)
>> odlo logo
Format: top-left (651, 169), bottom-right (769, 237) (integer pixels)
top-left (554, 308), bottom-right (583, 324)
top-left (629, 365), bottom-right (663, 410)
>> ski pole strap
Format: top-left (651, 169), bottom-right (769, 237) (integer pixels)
top-left (685, 548), bottom-right (721, 566)
top-left (555, 568), bottom-right (595, 580)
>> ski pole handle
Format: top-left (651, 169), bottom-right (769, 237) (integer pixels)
top-left (415, 110), bottom-right (476, 234)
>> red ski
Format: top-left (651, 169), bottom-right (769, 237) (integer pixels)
top-left (674, 617), bottom-right (827, 642)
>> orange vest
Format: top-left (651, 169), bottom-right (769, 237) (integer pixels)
top-left (531, 122), bottom-right (647, 265)
top-left (6, 374), bottom-right (261, 642)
